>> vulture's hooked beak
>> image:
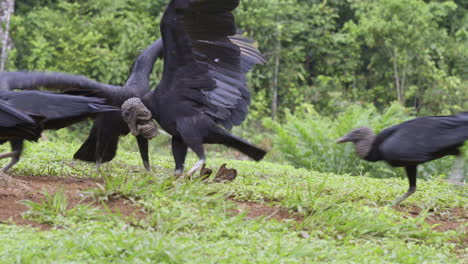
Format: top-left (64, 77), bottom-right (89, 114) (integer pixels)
top-left (122, 109), bottom-right (139, 136)
top-left (121, 97), bottom-right (157, 139)
top-left (129, 121), bottom-right (139, 136)
top-left (336, 134), bottom-right (352, 144)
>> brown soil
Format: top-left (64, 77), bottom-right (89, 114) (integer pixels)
top-left (398, 206), bottom-right (467, 251)
top-left (232, 201), bottom-right (303, 222)
top-left (0, 173), bottom-right (465, 242)
top-left (397, 206), bottom-right (467, 232)
top-left (0, 175), bottom-right (144, 230)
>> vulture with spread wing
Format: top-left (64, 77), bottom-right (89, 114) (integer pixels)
top-left (0, 39), bottom-right (164, 170)
top-left (119, 0), bottom-right (267, 175)
top-left (1, 0), bottom-right (266, 176)
top-left (0, 90), bottom-right (118, 171)
top-left (336, 112), bottom-right (468, 206)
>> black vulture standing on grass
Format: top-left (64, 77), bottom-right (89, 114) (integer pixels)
top-left (0, 90), bottom-right (118, 172)
top-left (0, 38), bottom-right (164, 170)
top-left (119, 0), bottom-right (267, 176)
top-left (336, 112), bottom-right (468, 206)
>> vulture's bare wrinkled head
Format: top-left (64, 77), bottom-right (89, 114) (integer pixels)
top-left (336, 126), bottom-right (375, 158)
top-left (336, 126), bottom-right (374, 144)
top-left (121, 98), bottom-right (158, 139)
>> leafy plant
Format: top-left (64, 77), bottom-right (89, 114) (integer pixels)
top-left (22, 189), bottom-right (107, 226)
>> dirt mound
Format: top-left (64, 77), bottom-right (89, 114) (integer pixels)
top-left (0, 175), bottom-right (144, 230)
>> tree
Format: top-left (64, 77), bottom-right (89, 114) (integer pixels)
top-left (0, 0), bottom-right (14, 71)
top-left (344, 0), bottom-right (463, 113)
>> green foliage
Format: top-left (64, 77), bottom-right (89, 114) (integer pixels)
top-left (10, 0), bottom-right (163, 86)
top-left (6, 0), bottom-right (467, 117)
top-left (265, 101), bottom-right (468, 180)
top-left (343, 0), bottom-right (467, 114)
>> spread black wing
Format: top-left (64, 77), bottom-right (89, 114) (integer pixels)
top-left (155, 0), bottom-right (265, 129)
top-left (124, 38), bottom-right (164, 94)
top-left (0, 90), bottom-right (118, 130)
top-left (0, 38), bottom-right (164, 103)
top-left (0, 71), bottom-right (123, 99)
top-left (0, 100), bottom-right (41, 141)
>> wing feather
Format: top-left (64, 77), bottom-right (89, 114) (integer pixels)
top-left (0, 100), bottom-right (41, 141)
top-left (0, 71), bottom-right (123, 100)
top-left (157, 0), bottom-right (264, 128)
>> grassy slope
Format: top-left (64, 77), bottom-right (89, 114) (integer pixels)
top-left (0, 136), bottom-right (466, 264)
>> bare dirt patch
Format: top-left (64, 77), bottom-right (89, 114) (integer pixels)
top-left (0, 175), bottom-right (144, 230)
top-left (398, 206), bottom-right (467, 232)
top-left (232, 201), bottom-right (303, 222)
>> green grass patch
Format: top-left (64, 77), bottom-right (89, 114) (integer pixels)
top-left (0, 136), bottom-right (465, 263)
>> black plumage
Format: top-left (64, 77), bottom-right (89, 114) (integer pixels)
top-left (336, 112), bottom-right (468, 206)
top-left (0, 100), bottom-right (41, 142)
top-left (0, 90), bottom-right (118, 171)
top-left (128, 0), bottom-right (267, 176)
top-left (0, 38), bottom-right (164, 170)
top-left (2, 0), bottom-right (266, 176)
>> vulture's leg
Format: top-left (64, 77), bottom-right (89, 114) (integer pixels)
top-left (447, 155), bottom-right (465, 185)
top-left (95, 139), bottom-right (102, 172)
top-left (172, 137), bottom-right (188, 176)
top-left (136, 135), bottom-right (150, 171)
top-left (176, 118), bottom-right (206, 177)
top-left (0, 139), bottom-right (24, 172)
top-left (390, 166), bottom-right (417, 207)
top-left (186, 143), bottom-right (205, 177)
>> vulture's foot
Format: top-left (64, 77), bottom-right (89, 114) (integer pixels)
top-left (187, 159), bottom-right (205, 177)
top-left (174, 169), bottom-right (184, 178)
top-left (95, 162), bottom-right (102, 173)
top-left (143, 161), bottom-right (151, 171)
top-left (213, 164), bottom-right (237, 183)
top-left (0, 151), bottom-right (20, 172)
top-left (388, 186), bottom-right (416, 207)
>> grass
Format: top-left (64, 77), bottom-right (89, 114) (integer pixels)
top-left (0, 133), bottom-right (466, 263)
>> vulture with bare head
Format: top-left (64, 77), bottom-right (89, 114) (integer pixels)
top-left (120, 0), bottom-right (267, 176)
top-left (0, 38), bottom-right (164, 170)
top-left (337, 112), bottom-right (468, 206)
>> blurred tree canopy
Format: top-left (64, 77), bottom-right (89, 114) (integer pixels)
top-left (5, 0), bottom-right (468, 118)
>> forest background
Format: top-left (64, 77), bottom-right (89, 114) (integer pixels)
top-left (0, 0), bottom-right (467, 178)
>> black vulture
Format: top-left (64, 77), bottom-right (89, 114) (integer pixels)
top-left (336, 112), bottom-right (468, 206)
top-left (119, 0), bottom-right (267, 176)
top-left (0, 38), bottom-right (164, 170)
top-left (3, 0), bottom-right (267, 176)
top-left (0, 90), bottom-right (118, 172)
